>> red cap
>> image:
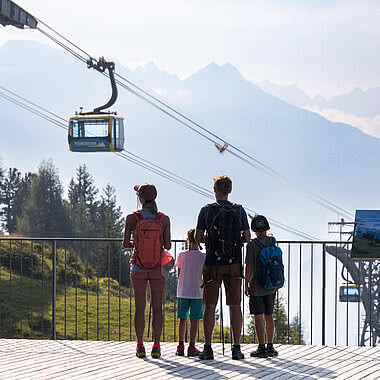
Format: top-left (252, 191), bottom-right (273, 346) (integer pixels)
top-left (134, 184), bottom-right (157, 201)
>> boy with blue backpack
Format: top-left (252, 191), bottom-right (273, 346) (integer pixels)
top-left (245, 215), bottom-right (284, 358)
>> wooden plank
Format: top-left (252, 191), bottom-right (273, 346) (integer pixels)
top-left (0, 340), bottom-right (380, 380)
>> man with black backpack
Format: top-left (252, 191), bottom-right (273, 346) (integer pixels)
top-left (195, 176), bottom-right (250, 360)
top-left (245, 215), bottom-right (284, 358)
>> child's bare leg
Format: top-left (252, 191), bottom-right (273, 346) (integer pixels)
top-left (190, 319), bottom-right (199, 345)
top-left (264, 314), bottom-right (275, 344)
top-left (178, 318), bottom-right (187, 343)
top-left (254, 314), bottom-right (266, 344)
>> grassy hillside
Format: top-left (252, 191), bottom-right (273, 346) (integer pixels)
top-left (0, 267), bottom-right (240, 343)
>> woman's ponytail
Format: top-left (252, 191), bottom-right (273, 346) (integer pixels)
top-left (143, 200), bottom-right (158, 215)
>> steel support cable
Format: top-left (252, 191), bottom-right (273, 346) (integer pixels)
top-left (0, 85), bottom-right (67, 123)
top-left (117, 153), bottom-right (213, 199)
top-left (122, 150), bottom-right (316, 239)
top-left (114, 75), bottom-right (353, 219)
top-left (36, 18), bottom-right (94, 60)
top-left (0, 86), bottom-right (318, 239)
top-left (37, 27), bottom-right (88, 65)
top-left (121, 151), bottom-right (213, 198)
top-left (0, 92), bottom-right (66, 130)
top-left (35, 21), bottom-right (353, 219)
top-left (113, 71), bottom-right (353, 218)
top-left (123, 151), bottom-right (315, 238)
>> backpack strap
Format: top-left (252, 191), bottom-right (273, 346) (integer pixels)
top-left (255, 236), bottom-right (276, 249)
top-left (231, 203), bottom-right (243, 228)
top-left (205, 203), bottom-right (219, 229)
top-left (156, 212), bottom-right (164, 222)
top-left (134, 211), bottom-right (143, 221)
top-left (254, 238), bottom-right (266, 250)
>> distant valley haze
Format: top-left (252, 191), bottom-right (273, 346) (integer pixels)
top-left (1, 39), bottom-right (380, 241)
top-left (257, 80), bottom-right (380, 139)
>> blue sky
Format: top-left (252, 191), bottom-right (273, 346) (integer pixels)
top-left (1, 0), bottom-right (379, 97)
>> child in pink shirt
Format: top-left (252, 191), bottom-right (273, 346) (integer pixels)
top-left (175, 228), bottom-right (206, 356)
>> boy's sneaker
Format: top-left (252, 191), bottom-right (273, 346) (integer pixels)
top-left (250, 345), bottom-right (268, 358)
top-left (176, 344), bottom-right (185, 356)
top-left (232, 346), bottom-right (245, 360)
top-left (151, 344), bottom-right (161, 359)
top-left (187, 346), bottom-right (200, 357)
top-left (199, 346), bottom-right (214, 360)
top-left (266, 345), bottom-right (279, 357)
top-left (136, 345), bottom-right (146, 359)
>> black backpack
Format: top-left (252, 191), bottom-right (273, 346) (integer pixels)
top-left (206, 203), bottom-right (243, 264)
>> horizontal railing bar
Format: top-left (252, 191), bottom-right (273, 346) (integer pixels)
top-left (0, 237), bottom-right (351, 245)
top-left (0, 237), bottom-right (185, 243)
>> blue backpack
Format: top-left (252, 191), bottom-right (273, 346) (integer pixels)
top-left (255, 238), bottom-right (285, 290)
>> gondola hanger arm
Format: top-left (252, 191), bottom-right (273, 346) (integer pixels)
top-left (80, 57), bottom-right (118, 115)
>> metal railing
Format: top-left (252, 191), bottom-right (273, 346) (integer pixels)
top-left (0, 237), bottom-right (376, 346)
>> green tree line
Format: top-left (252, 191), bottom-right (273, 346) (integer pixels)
top-left (0, 159), bottom-right (129, 285)
top-left (0, 159), bottom-right (123, 239)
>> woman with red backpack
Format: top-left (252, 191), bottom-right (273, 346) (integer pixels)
top-left (123, 184), bottom-right (172, 359)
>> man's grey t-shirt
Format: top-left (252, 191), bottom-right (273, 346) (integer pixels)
top-left (245, 236), bottom-right (277, 297)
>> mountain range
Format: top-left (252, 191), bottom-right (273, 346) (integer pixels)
top-left (257, 80), bottom-right (380, 119)
top-left (1, 40), bottom-right (380, 240)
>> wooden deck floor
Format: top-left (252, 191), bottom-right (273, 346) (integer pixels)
top-left (0, 339), bottom-right (379, 379)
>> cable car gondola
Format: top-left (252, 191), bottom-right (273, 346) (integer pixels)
top-left (339, 284), bottom-right (361, 303)
top-left (68, 57), bottom-right (125, 152)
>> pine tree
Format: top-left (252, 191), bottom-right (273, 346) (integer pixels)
top-left (18, 159), bottom-right (71, 237)
top-left (0, 168), bottom-right (21, 233)
top-left (67, 165), bottom-right (99, 237)
top-left (97, 184), bottom-right (123, 238)
top-left (13, 172), bottom-right (34, 228)
top-left (248, 293), bottom-right (305, 344)
top-left (0, 160), bottom-right (4, 183)
top-left (0, 161), bottom-right (5, 233)
top-left (96, 184), bottom-right (128, 284)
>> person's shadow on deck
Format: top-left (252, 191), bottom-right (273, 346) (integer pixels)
top-left (148, 356), bottom-right (336, 379)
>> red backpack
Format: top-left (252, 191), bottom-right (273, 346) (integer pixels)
top-left (133, 211), bottom-right (164, 270)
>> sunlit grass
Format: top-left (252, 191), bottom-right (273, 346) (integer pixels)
top-left (0, 267), bottom-right (237, 343)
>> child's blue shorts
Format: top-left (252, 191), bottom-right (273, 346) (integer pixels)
top-left (177, 298), bottom-right (204, 320)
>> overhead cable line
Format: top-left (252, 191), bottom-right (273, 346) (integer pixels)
top-left (33, 21), bottom-right (353, 219)
top-left (0, 85), bottom-right (67, 123)
top-left (0, 85), bottom-right (317, 240)
top-left (0, 91), bottom-right (66, 130)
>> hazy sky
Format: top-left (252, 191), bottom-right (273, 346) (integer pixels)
top-left (1, 0), bottom-right (380, 97)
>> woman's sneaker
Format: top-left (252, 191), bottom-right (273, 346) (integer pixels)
top-left (151, 344), bottom-right (161, 359)
top-left (266, 345), bottom-right (279, 357)
top-left (250, 345), bottom-right (268, 358)
top-left (187, 346), bottom-right (201, 357)
top-left (176, 344), bottom-right (185, 356)
top-left (136, 344), bottom-right (146, 359)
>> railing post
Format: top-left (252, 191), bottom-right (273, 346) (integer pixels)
top-left (52, 240), bottom-right (57, 340)
top-left (322, 243), bottom-right (326, 345)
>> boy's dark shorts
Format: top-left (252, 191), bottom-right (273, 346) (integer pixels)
top-left (202, 263), bottom-right (242, 306)
top-left (249, 293), bottom-right (277, 315)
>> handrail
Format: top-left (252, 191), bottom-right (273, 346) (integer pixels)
top-left (0, 237), bottom-right (351, 245)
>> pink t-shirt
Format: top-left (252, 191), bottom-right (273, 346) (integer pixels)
top-left (176, 250), bottom-right (206, 299)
